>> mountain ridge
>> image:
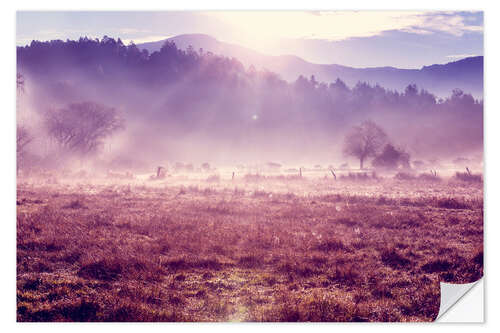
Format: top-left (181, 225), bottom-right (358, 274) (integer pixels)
top-left (137, 34), bottom-right (483, 98)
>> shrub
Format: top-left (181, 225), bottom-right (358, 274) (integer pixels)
top-left (455, 171), bottom-right (482, 182)
top-left (380, 249), bottom-right (411, 269)
top-left (335, 217), bottom-right (357, 227)
top-left (418, 173), bottom-right (441, 182)
top-left (77, 260), bottom-right (123, 281)
top-left (58, 300), bottom-right (101, 321)
top-left (394, 172), bottom-right (415, 181)
top-left (437, 198), bottom-right (470, 210)
top-left (316, 240), bottom-right (349, 252)
top-left (63, 199), bottom-right (87, 209)
top-left (328, 265), bottom-right (360, 286)
top-left (372, 144), bottom-right (410, 170)
top-left (421, 260), bottom-right (453, 273)
top-left (340, 172), bottom-right (376, 181)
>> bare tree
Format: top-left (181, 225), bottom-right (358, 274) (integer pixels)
top-left (16, 73), bottom-right (25, 92)
top-left (17, 125), bottom-right (33, 153)
top-left (343, 120), bottom-right (388, 169)
top-left (16, 73), bottom-right (33, 173)
top-left (46, 102), bottom-right (124, 155)
top-left (17, 125), bottom-right (33, 173)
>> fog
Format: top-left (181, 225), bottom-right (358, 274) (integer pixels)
top-left (16, 37), bottom-right (483, 175)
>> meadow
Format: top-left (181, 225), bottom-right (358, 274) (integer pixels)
top-left (16, 170), bottom-right (483, 322)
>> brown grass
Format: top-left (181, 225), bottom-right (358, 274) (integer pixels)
top-left (17, 177), bottom-right (483, 322)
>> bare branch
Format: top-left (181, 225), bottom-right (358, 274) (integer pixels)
top-left (45, 101), bottom-right (125, 155)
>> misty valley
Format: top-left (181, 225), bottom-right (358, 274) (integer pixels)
top-left (16, 36), bottom-right (483, 322)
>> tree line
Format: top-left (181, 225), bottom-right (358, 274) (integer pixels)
top-left (17, 36), bottom-right (483, 117)
top-left (16, 37), bottom-right (483, 169)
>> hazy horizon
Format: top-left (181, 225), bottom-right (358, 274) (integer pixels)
top-left (16, 10), bottom-right (484, 170)
top-left (16, 11), bottom-right (483, 69)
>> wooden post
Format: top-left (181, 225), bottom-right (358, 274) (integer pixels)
top-left (232, 172), bottom-right (235, 180)
top-left (466, 167), bottom-right (471, 175)
top-left (330, 169), bottom-right (337, 180)
top-left (157, 166), bottom-right (166, 178)
top-left (299, 168), bottom-right (302, 178)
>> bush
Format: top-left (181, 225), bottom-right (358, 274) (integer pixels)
top-left (418, 173), bottom-right (441, 182)
top-left (437, 198), bottom-right (470, 210)
top-left (58, 300), bottom-right (101, 321)
top-left (316, 240), bottom-right (349, 252)
top-left (394, 172), bottom-right (415, 180)
top-left (340, 172), bottom-right (376, 181)
top-left (455, 171), bottom-right (482, 182)
top-left (373, 144), bottom-right (410, 170)
top-left (63, 199), bottom-right (87, 209)
top-left (380, 249), bottom-right (411, 269)
top-left (77, 260), bottom-right (122, 281)
top-left (421, 260), bottom-right (453, 273)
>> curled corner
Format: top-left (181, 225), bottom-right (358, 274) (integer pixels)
top-left (435, 278), bottom-right (483, 322)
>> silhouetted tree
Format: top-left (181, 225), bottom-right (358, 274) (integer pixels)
top-left (16, 125), bottom-right (32, 153)
top-left (343, 120), bottom-right (388, 169)
top-left (372, 144), bottom-right (410, 170)
top-left (46, 102), bottom-right (124, 155)
top-left (16, 125), bottom-right (33, 172)
top-left (16, 73), bottom-right (33, 173)
top-left (16, 73), bottom-right (25, 92)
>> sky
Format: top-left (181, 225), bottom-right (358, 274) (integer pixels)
top-left (16, 11), bottom-right (483, 68)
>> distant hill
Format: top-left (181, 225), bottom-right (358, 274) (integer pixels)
top-left (138, 34), bottom-right (483, 98)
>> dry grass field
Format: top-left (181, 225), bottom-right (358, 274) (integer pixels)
top-left (16, 173), bottom-right (483, 322)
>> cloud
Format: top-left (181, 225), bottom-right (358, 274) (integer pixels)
top-left (416, 12), bottom-right (483, 36)
top-left (203, 11), bottom-right (483, 44)
top-left (400, 26), bottom-right (435, 35)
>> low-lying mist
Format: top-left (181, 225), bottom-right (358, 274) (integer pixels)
top-left (16, 37), bottom-right (483, 175)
